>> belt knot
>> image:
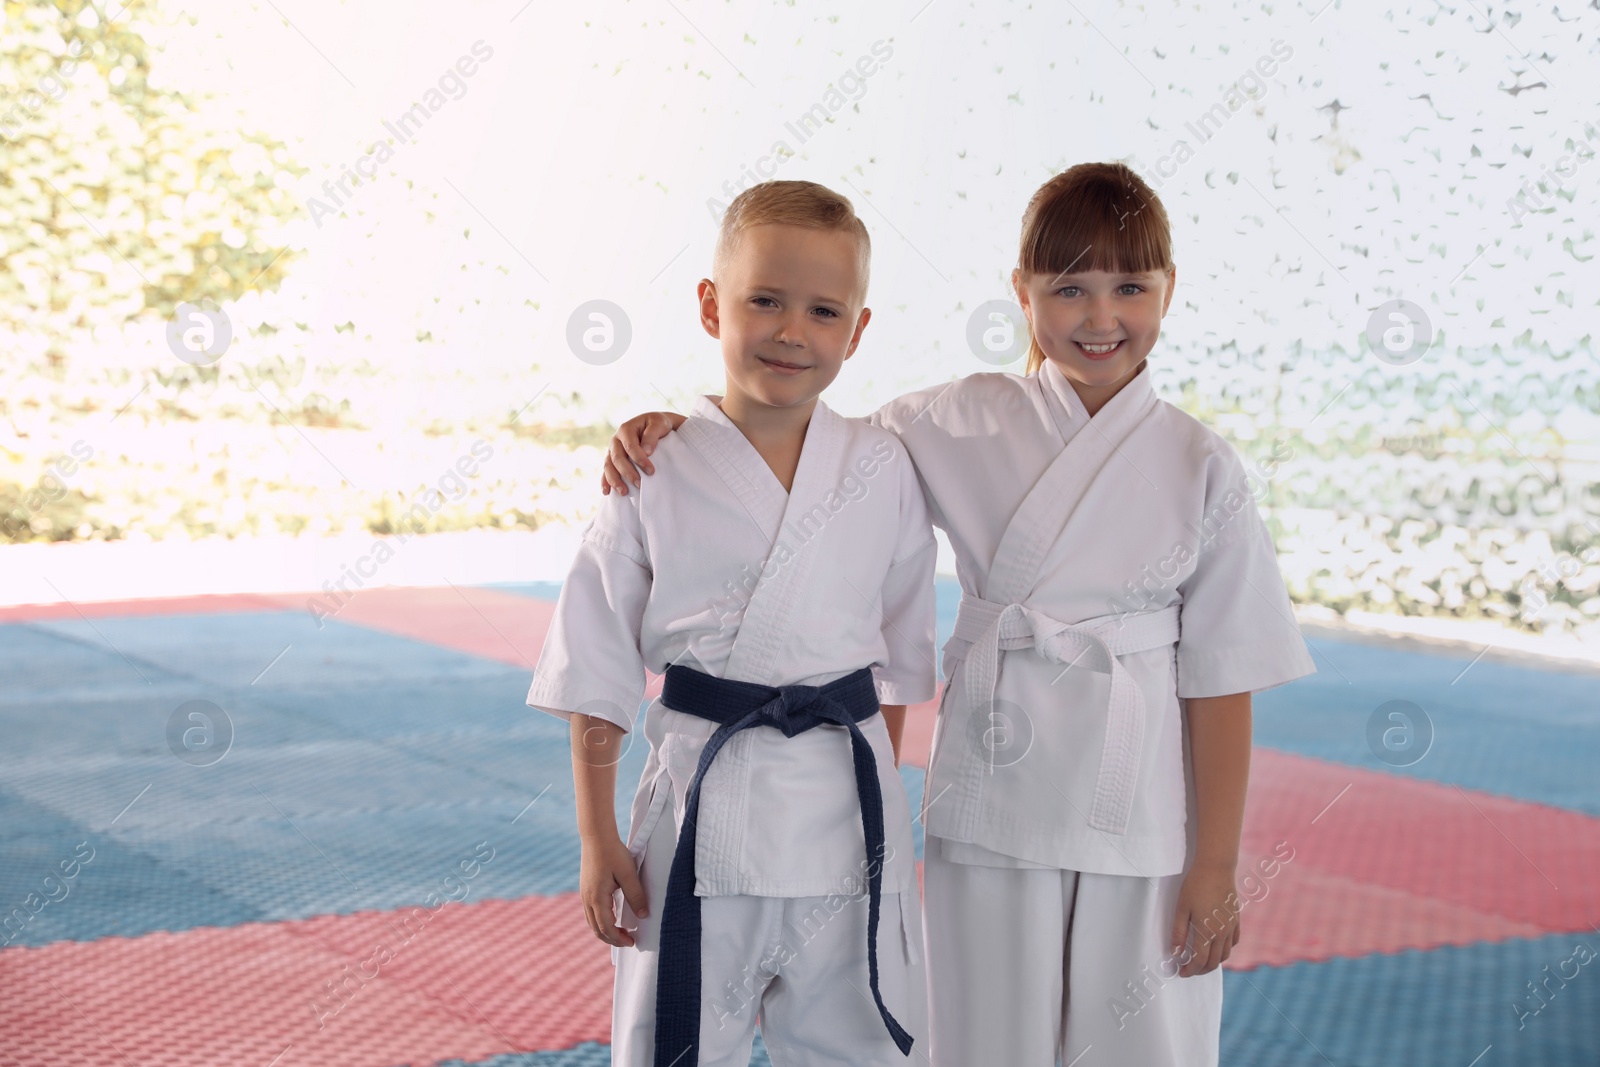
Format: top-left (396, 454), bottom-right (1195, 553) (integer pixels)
top-left (760, 684), bottom-right (823, 735)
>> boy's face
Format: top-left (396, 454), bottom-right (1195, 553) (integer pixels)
top-left (699, 223), bottom-right (871, 413)
top-left (1014, 265), bottom-right (1176, 392)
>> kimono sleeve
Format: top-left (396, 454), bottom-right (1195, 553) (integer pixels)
top-left (867, 384), bottom-right (953, 531)
top-left (1174, 445), bottom-right (1316, 700)
top-left (524, 493), bottom-right (652, 732)
top-left (871, 440), bottom-right (938, 706)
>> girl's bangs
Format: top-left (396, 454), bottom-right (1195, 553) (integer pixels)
top-left (1021, 191), bottom-right (1170, 281)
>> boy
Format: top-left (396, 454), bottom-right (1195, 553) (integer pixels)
top-left (526, 180), bottom-right (935, 1067)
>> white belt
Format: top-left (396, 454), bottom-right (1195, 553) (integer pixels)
top-left (945, 594), bottom-right (1180, 835)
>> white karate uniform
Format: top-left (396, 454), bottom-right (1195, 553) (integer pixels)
top-left (528, 396), bottom-right (936, 1066)
top-left (870, 358), bottom-right (1317, 1067)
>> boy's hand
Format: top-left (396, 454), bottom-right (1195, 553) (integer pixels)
top-left (1170, 861), bottom-right (1242, 976)
top-left (580, 834), bottom-right (648, 947)
top-left (601, 411), bottom-right (687, 495)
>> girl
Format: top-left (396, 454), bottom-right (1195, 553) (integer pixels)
top-left (598, 162), bottom-right (1314, 1067)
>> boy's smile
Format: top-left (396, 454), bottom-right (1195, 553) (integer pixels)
top-left (755, 354), bottom-right (813, 375)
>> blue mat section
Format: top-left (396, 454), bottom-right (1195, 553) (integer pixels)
top-left (20, 609), bottom-right (514, 692)
top-left (0, 615), bottom-right (640, 944)
top-left (5, 577), bottom-right (1594, 951)
top-left (0, 617), bottom-right (190, 702)
top-left (1249, 633), bottom-right (1600, 815)
top-left (482, 580), bottom-right (565, 603)
top-left (0, 608), bottom-right (922, 946)
top-left (1221, 932), bottom-right (1600, 1066)
top-left (0, 789), bottom-right (263, 948)
top-left (902, 764), bottom-right (926, 863)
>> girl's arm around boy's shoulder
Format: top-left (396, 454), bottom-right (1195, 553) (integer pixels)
top-left (863, 378), bottom-right (957, 437)
top-left (601, 376), bottom-right (985, 494)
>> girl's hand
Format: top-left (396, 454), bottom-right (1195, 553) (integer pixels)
top-left (601, 411), bottom-right (687, 495)
top-left (1170, 861), bottom-right (1242, 977)
top-left (579, 834), bottom-right (648, 947)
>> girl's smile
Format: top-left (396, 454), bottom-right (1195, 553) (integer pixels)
top-left (1074, 339), bottom-right (1126, 359)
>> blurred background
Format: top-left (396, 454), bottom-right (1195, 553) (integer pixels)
top-left (3, 1), bottom-right (1598, 1066)
top-left (3, 0), bottom-right (1596, 646)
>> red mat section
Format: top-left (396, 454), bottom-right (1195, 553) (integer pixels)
top-left (899, 688), bottom-right (941, 769)
top-left (0, 895), bottom-right (612, 1067)
top-left (1228, 748), bottom-right (1600, 968)
top-left (1226, 860), bottom-right (1546, 969)
top-left (258, 586), bottom-right (558, 672)
top-left (1244, 750), bottom-right (1600, 930)
top-left (7, 588), bottom-right (1597, 990)
top-left (0, 587), bottom-right (559, 675)
top-left (0, 591), bottom-right (288, 623)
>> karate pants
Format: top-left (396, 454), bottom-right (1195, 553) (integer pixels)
top-left (923, 838), bottom-right (1222, 1067)
top-left (611, 794), bottom-right (927, 1067)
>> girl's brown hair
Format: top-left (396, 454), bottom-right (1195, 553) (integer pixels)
top-left (1018, 162), bottom-right (1173, 375)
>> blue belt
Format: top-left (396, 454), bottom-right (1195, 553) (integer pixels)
top-left (652, 664), bottom-right (914, 1066)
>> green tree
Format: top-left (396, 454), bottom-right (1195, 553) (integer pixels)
top-left (0, 0), bottom-right (302, 372)
top-left (1, 0), bottom-right (305, 543)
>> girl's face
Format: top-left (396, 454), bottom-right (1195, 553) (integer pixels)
top-left (1013, 265), bottom-right (1176, 403)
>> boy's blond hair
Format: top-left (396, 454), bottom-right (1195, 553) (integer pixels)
top-left (713, 180), bottom-right (872, 301)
